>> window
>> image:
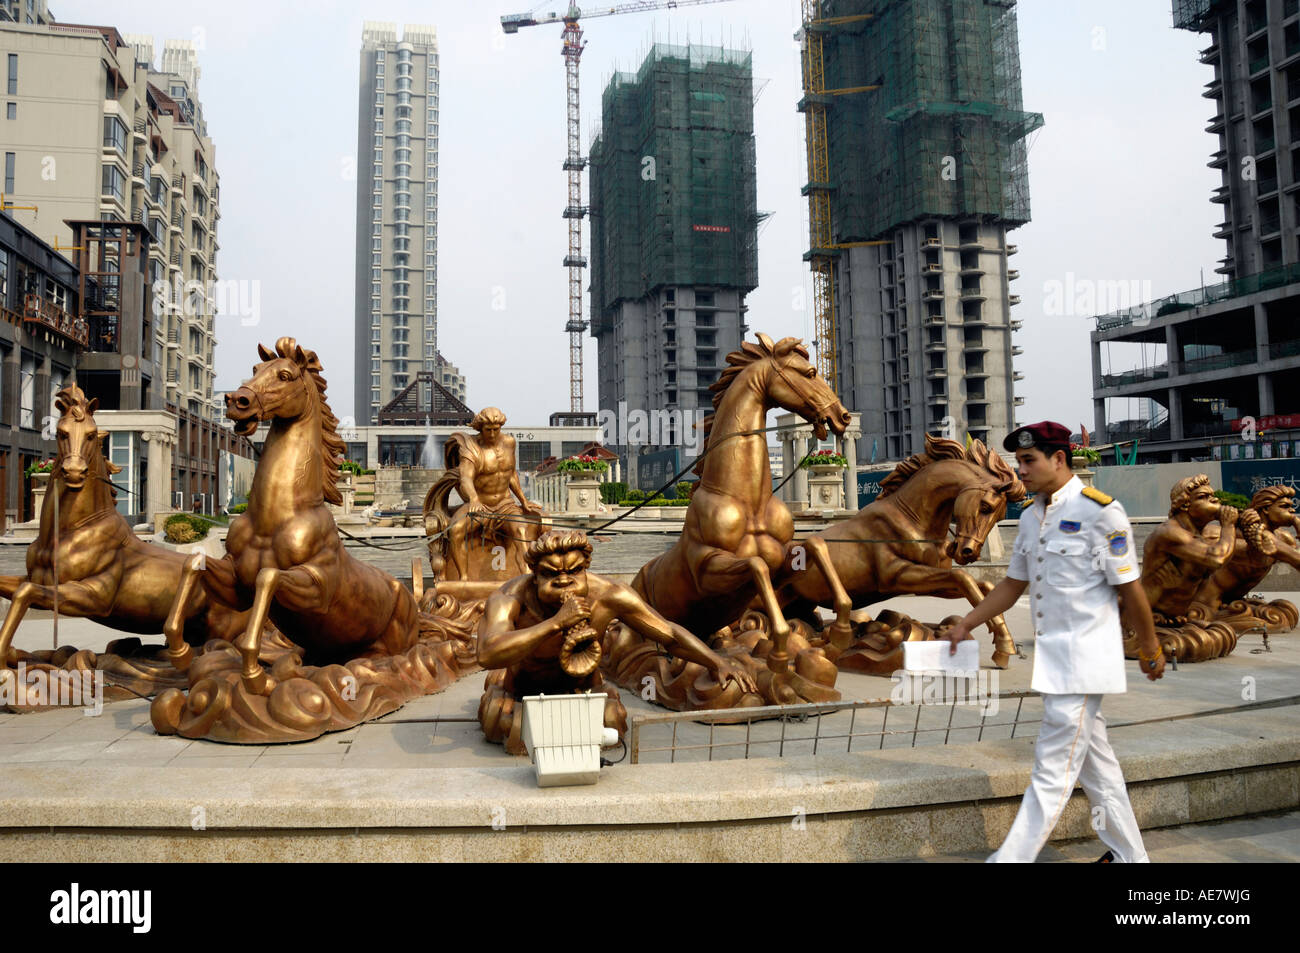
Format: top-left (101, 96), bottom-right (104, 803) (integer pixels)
top-left (102, 116), bottom-right (128, 154)
top-left (7, 54), bottom-right (16, 96)
top-left (20, 352), bottom-right (34, 429)
top-left (5, 102), bottom-right (13, 120)
top-left (371, 329), bottom-right (381, 341)
top-left (3, 151), bottom-right (13, 193)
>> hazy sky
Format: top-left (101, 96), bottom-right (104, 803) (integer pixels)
top-left (53, 0), bottom-right (1223, 432)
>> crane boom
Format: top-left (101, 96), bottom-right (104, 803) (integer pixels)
top-left (503, 2), bottom-right (730, 33)
top-left (501, 0), bottom-right (735, 413)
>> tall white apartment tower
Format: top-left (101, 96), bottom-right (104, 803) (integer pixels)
top-left (354, 22), bottom-right (446, 425)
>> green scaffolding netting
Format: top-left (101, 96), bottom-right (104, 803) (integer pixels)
top-left (589, 42), bottom-right (759, 327)
top-left (817, 0), bottom-right (1042, 242)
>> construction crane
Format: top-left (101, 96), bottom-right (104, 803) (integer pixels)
top-left (501, 1), bottom-right (735, 414)
top-left (798, 1), bottom-right (882, 389)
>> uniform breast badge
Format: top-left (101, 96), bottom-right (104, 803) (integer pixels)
top-left (1059, 520), bottom-right (1081, 533)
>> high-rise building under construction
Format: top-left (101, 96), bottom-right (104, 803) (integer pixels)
top-left (810, 0), bottom-right (1041, 460)
top-left (589, 42), bottom-right (759, 457)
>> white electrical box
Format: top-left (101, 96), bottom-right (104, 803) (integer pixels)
top-left (520, 692), bottom-right (616, 787)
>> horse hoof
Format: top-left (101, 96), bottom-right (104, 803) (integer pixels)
top-left (242, 669), bottom-right (269, 695)
top-left (167, 643), bottom-right (193, 671)
top-left (991, 650), bottom-right (1010, 669)
top-left (827, 621), bottom-right (855, 651)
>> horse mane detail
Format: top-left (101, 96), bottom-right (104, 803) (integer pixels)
top-left (270, 336), bottom-right (346, 505)
top-left (877, 433), bottom-right (1026, 501)
top-left (693, 333), bottom-right (809, 477)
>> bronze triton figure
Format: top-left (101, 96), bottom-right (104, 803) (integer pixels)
top-left (0, 385), bottom-right (244, 701)
top-left (423, 406), bottom-right (547, 583)
top-left (152, 339), bottom-right (470, 742)
top-left (616, 334), bottom-right (849, 708)
top-left (1188, 484), bottom-right (1299, 634)
top-left (477, 529), bottom-right (756, 753)
top-left (1130, 474), bottom-right (1244, 661)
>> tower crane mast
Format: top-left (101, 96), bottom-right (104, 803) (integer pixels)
top-left (501, 1), bottom-right (735, 413)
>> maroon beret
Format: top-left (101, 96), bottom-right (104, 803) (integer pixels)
top-left (1004, 421), bottom-right (1072, 453)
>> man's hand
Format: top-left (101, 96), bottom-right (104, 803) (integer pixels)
top-left (552, 596), bottom-right (591, 630)
top-left (712, 656), bottom-right (758, 694)
top-left (1219, 504), bottom-right (1239, 526)
top-left (947, 618), bottom-right (975, 655)
top-left (1137, 639), bottom-right (1166, 682)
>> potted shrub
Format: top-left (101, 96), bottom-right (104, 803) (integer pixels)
top-left (801, 449), bottom-right (849, 474)
top-left (1070, 443), bottom-right (1101, 468)
top-left (557, 454), bottom-right (609, 474)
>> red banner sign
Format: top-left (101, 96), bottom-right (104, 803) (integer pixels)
top-left (1230, 413), bottom-right (1300, 431)
top-left (692, 224), bottom-right (731, 233)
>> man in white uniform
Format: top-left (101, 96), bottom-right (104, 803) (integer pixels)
top-left (947, 421), bottom-right (1165, 863)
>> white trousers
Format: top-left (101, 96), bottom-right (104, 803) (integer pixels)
top-left (989, 693), bottom-right (1149, 863)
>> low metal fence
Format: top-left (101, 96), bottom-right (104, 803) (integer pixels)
top-left (627, 690), bottom-right (1043, 764)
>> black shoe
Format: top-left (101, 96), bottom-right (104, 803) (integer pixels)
top-left (1096, 850), bottom-right (1114, 863)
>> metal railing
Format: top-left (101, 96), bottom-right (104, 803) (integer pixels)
top-left (627, 691), bottom-right (1042, 764)
top-left (1095, 261), bottom-right (1300, 331)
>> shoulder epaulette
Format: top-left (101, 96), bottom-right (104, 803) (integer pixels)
top-left (1081, 486), bottom-right (1113, 506)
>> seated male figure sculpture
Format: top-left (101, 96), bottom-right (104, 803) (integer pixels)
top-left (477, 529), bottom-right (757, 754)
top-left (1141, 474), bottom-right (1241, 620)
top-left (427, 406), bottom-right (545, 581)
top-left (1193, 484), bottom-right (1300, 609)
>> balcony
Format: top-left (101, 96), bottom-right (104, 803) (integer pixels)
top-left (922, 263), bottom-right (942, 274)
top-left (921, 237), bottom-right (941, 248)
top-left (959, 263), bottom-right (985, 276)
top-left (1180, 348), bottom-right (1256, 374)
top-left (1013, 396), bottom-right (1025, 405)
top-left (1006, 269), bottom-right (1020, 280)
top-left (166, 369), bottom-right (179, 385)
top-left (958, 237), bottom-right (984, 250)
top-left (1008, 294), bottom-right (1021, 305)
top-left (1010, 320), bottom-right (1023, 331)
top-left (1209, 150), bottom-right (1228, 169)
top-left (1213, 221), bottom-right (1232, 238)
top-left (167, 327), bottom-right (181, 349)
top-left (959, 286), bottom-right (986, 301)
top-left (171, 175), bottom-right (183, 193)
top-left (921, 288), bottom-right (944, 301)
top-left (22, 294), bottom-right (89, 347)
top-left (1211, 185), bottom-right (1230, 204)
top-left (131, 161), bottom-right (147, 183)
top-left (1010, 346), bottom-right (1023, 356)
top-left (1013, 371), bottom-right (1025, 381)
top-left (1100, 365), bottom-right (1169, 388)
top-left (1006, 244), bottom-right (1018, 255)
top-left (132, 119), bottom-right (146, 141)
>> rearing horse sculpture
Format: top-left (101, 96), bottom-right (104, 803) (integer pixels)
top-left (162, 338), bottom-right (423, 694)
top-left (631, 334), bottom-right (853, 692)
top-left (0, 385), bottom-right (239, 671)
top-left (774, 434), bottom-right (1026, 668)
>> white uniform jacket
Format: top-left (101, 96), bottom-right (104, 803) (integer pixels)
top-left (1006, 476), bottom-right (1138, 695)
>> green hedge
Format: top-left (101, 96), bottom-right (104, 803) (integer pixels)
top-left (1214, 490), bottom-right (1252, 510)
top-left (619, 496), bottom-right (690, 507)
top-left (600, 481), bottom-right (628, 504)
top-left (164, 513), bottom-right (213, 544)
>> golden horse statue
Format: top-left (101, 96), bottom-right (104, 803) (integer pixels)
top-left (623, 333), bottom-right (852, 705)
top-left (153, 339), bottom-right (472, 743)
top-left (772, 434), bottom-right (1026, 670)
top-left (0, 385), bottom-right (242, 697)
top-left (162, 337), bottom-right (430, 689)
